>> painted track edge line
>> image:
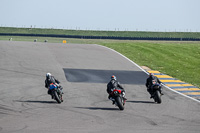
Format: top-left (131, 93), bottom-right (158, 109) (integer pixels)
top-left (164, 85), bottom-right (200, 103)
top-left (96, 44), bottom-right (200, 103)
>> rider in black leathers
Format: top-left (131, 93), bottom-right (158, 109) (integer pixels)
top-left (45, 73), bottom-right (63, 97)
top-left (107, 75), bottom-right (126, 103)
top-left (146, 73), bottom-right (163, 98)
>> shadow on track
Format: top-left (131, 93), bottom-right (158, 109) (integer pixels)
top-left (75, 107), bottom-right (119, 111)
top-left (126, 100), bottom-right (155, 104)
top-left (15, 100), bottom-right (57, 104)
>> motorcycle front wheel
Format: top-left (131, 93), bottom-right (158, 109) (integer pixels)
top-left (53, 90), bottom-right (62, 104)
top-left (155, 90), bottom-right (161, 104)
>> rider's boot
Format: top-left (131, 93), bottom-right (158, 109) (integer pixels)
top-left (122, 92), bottom-right (127, 100)
top-left (60, 89), bottom-right (64, 94)
top-left (58, 85), bottom-right (64, 94)
top-left (159, 89), bottom-right (164, 95)
top-left (61, 95), bottom-right (63, 102)
top-left (110, 98), bottom-right (115, 105)
top-left (150, 92), bottom-right (154, 99)
top-left (147, 88), bottom-right (153, 98)
top-left (48, 90), bottom-right (54, 99)
top-left (108, 95), bottom-right (115, 104)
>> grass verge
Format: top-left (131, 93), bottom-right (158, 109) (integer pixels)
top-left (1, 27), bottom-right (200, 38)
top-left (100, 42), bottom-right (200, 88)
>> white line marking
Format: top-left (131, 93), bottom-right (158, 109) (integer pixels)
top-left (96, 44), bottom-right (200, 103)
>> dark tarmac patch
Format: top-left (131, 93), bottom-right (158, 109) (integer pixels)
top-left (63, 68), bottom-right (146, 84)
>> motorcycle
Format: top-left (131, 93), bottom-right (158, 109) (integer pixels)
top-left (110, 88), bottom-right (126, 110)
top-left (151, 81), bottom-right (162, 104)
top-left (49, 83), bottom-right (63, 104)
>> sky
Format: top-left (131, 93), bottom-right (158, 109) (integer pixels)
top-left (0, 0), bottom-right (200, 32)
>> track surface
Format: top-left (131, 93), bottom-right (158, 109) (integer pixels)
top-left (0, 41), bottom-right (200, 133)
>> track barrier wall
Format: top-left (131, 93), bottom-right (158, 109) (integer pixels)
top-left (1, 33), bottom-right (200, 41)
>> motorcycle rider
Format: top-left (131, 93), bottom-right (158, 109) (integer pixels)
top-left (146, 73), bottom-right (163, 98)
top-left (45, 73), bottom-right (63, 98)
top-left (107, 75), bottom-right (126, 104)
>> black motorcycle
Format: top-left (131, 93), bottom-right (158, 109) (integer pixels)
top-left (49, 83), bottom-right (63, 104)
top-left (151, 82), bottom-right (162, 104)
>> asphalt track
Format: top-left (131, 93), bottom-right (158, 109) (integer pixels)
top-left (0, 41), bottom-right (200, 133)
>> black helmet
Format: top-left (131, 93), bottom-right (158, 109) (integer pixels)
top-left (149, 73), bottom-right (154, 77)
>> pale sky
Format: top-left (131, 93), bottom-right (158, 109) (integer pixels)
top-left (0, 0), bottom-right (200, 32)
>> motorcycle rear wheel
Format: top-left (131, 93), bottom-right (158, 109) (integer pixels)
top-left (115, 96), bottom-right (124, 110)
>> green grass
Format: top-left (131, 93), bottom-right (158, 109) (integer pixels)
top-left (1, 27), bottom-right (200, 38)
top-left (0, 35), bottom-right (200, 88)
top-left (100, 42), bottom-right (200, 87)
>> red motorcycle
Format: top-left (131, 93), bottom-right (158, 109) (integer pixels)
top-left (110, 88), bottom-right (126, 110)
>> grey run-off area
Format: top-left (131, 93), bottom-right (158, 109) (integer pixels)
top-left (0, 41), bottom-right (200, 133)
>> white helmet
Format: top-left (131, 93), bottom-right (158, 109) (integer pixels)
top-left (46, 73), bottom-right (51, 78)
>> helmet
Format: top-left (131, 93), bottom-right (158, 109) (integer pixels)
top-left (46, 73), bottom-right (51, 78)
top-left (111, 75), bottom-right (116, 80)
top-left (149, 73), bottom-right (154, 77)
